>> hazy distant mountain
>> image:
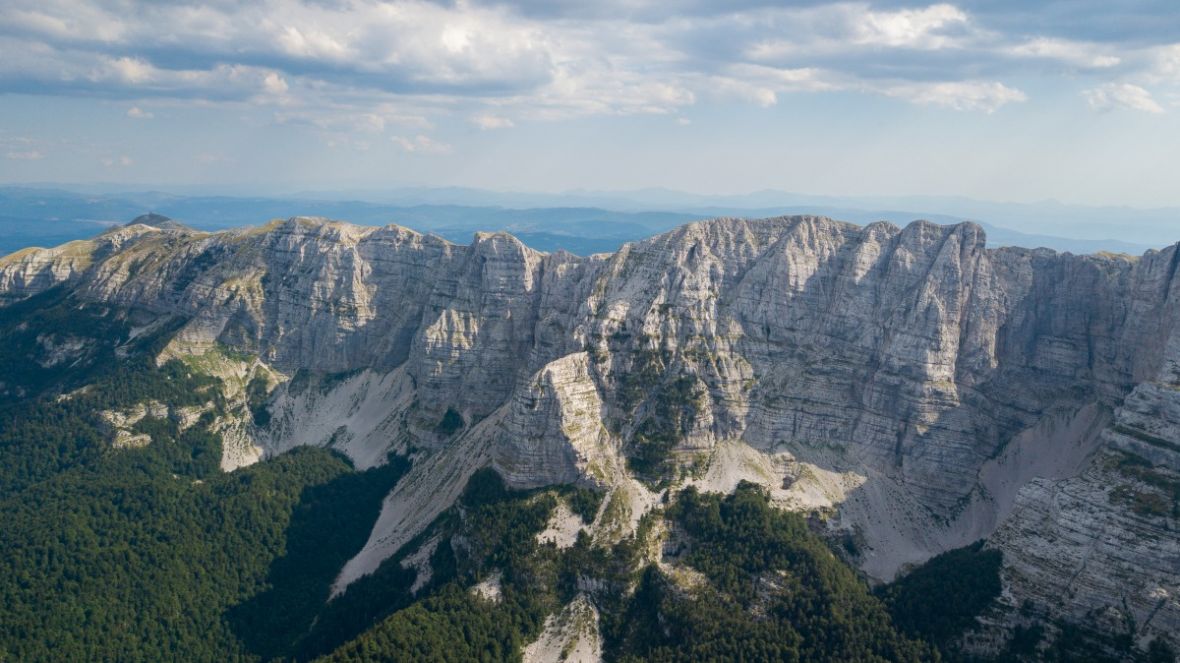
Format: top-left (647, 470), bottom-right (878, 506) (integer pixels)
top-left (0, 186), bottom-right (1166, 258)
top-left (284, 185), bottom-right (1180, 249)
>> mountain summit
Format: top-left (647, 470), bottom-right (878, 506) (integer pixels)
top-left (127, 212), bottom-right (190, 231)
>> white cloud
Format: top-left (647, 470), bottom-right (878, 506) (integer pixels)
top-left (6, 150), bottom-right (44, 160)
top-left (101, 155), bottom-right (134, 167)
top-left (1083, 83), bottom-right (1164, 113)
top-left (733, 64), bottom-right (834, 90)
top-left (255, 0), bottom-right (554, 90)
top-left (521, 65), bottom-right (696, 119)
top-left (883, 80), bottom-right (1027, 112)
top-left (44, 51), bottom-right (297, 106)
top-left (7, 5), bottom-right (127, 43)
top-left (852, 3), bottom-right (970, 50)
top-left (126, 106), bottom-right (153, 119)
top-left (1148, 43), bottom-right (1180, 82)
top-left (0, 0), bottom-right (1173, 129)
top-left (745, 4), bottom-right (977, 63)
top-left (275, 105), bottom-right (433, 132)
top-left (391, 134), bottom-right (453, 155)
top-left (0, 1), bottom-right (686, 122)
top-left (4, 0), bottom-right (549, 93)
top-left (709, 63), bottom-right (1022, 113)
top-left (471, 114), bottom-right (515, 129)
top-left (262, 72), bottom-right (289, 97)
top-left (705, 64), bottom-right (839, 107)
top-left (278, 25), bottom-right (352, 61)
top-left (1007, 38), bottom-right (1121, 69)
top-left (747, 2), bottom-right (977, 62)
top-left (105, 56), bottom-right (153, 85)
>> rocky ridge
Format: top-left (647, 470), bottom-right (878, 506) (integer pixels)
top-left (2, 213), bottom-right (1178, 652)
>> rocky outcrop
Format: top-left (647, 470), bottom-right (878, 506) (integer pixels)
top-left (2, 214), bottom-right (1178, 650)
top-left (983, 450), bottom-right (1179, 654)
top-left (980, 324), bottom-right (1180, 652)
top-left (492, 352), bottom-right (622, 488)
top-left (522, 594), bottom-right (602, 663)
top-left (0, 239), bottom-right (96, 305)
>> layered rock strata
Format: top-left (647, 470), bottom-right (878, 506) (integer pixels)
top-left (3, 214), bottom-right (1178, 648)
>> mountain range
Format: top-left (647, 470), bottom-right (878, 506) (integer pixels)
top-left (0, 186), bottom-right (1168, 258)
top-left (0, 212), bottom-right (1176, 662)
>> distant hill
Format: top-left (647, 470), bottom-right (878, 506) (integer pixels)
top-left (0, 186), bottom-right (1163, 257)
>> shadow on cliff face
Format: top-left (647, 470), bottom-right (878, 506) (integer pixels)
top-left (685, 220), bottom-right (1177, 578)
top-left (226, 455), bottom-right (410, 661)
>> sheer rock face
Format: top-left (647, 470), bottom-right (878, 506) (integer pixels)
top-left (982, 327), bottom-right (1180, 652)
top-left (3, 214), bottom-right (1179, 646)
top-left (492, 352), bottom-right (622, 489)
top-left (0, 239), bottom-right (97, 305)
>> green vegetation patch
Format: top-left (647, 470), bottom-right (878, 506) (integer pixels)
top-left (611, 483), bottom-right (937, 662)
top-left (435, 407), bottom-right (465, 437)
top-left (996, 617), bottom-right (1175, 663)
top-left (0, 357), bottom-right (222, 499)
top-left (0, 287), bottom-right (184, 400)
top-left (318, 468), bottom-right (568, 663)
top-left (876, 540), bottom-right (1002, 650)
top-left (0, 437), bottom-right (408, 662)
top-left (247, 373), bottom-right (273, 427)
top-left (0, 294), bottom-right (414, 662)
top-left (559, 484), bottom-right (606, 523)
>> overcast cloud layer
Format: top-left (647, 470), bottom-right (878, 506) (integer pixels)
top-left (2, 1), bottom-right (1179, 206)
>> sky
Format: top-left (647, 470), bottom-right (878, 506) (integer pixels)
top-left (1, 0), bottom-right (1180, 207)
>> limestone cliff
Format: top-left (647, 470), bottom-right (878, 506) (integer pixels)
top-left (2, 214), bottom-right (1177, 651)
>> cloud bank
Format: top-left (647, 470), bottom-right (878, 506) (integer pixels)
top-left (1, 0), bottom-right (1176, 133)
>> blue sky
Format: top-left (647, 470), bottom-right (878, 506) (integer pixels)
top-left (1, 0), bottom-right (1179, 206)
